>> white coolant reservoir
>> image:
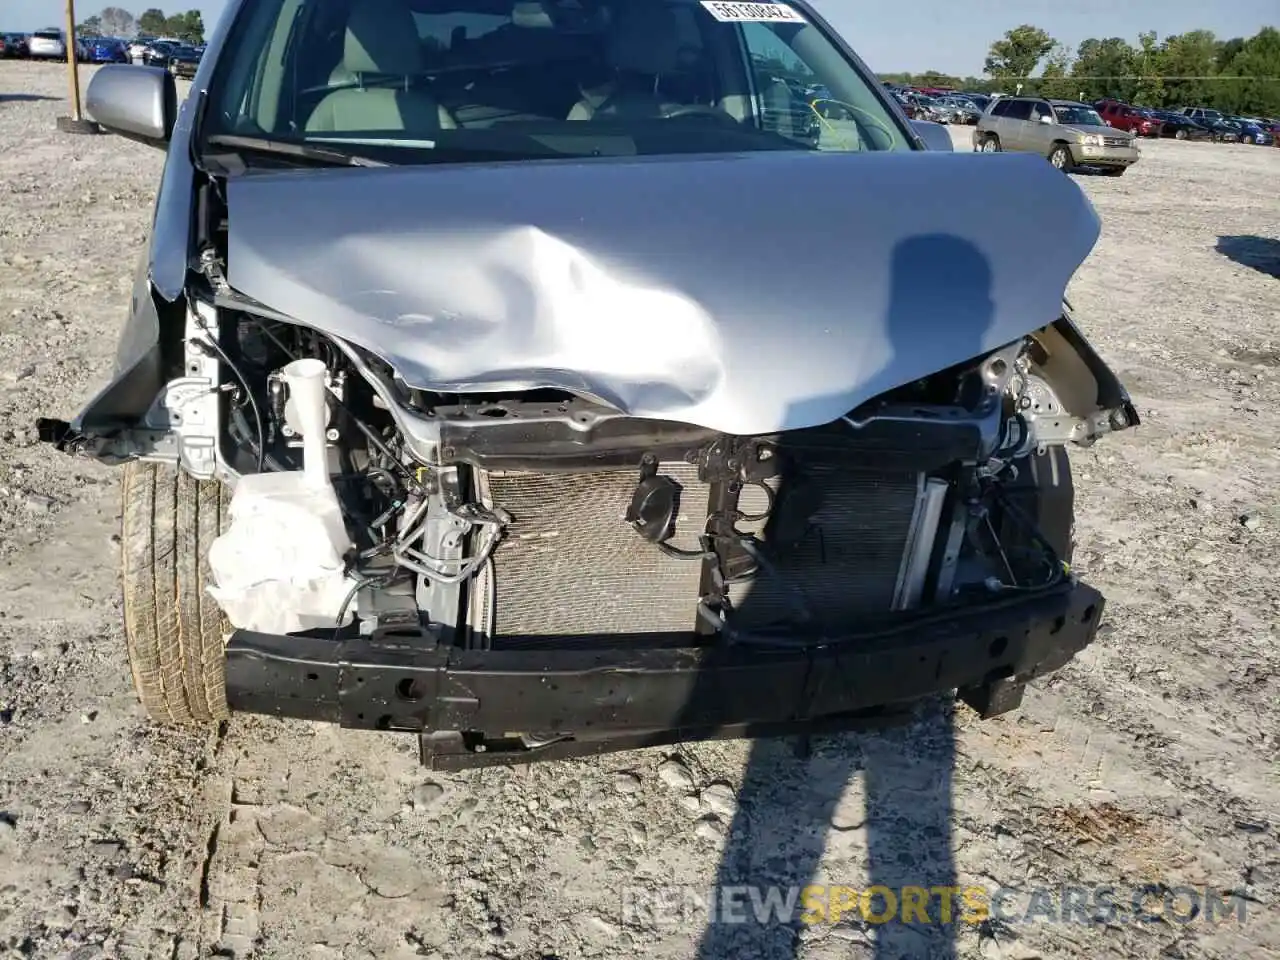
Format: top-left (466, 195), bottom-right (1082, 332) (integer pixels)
top-left (207, 358), bottom-right (358, 635)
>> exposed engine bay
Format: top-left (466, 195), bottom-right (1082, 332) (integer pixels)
top-left (116, 259), bottom-right (1135, 652)
top-left (35, 193), bottom-right (1137, 762)
top-left (33, 10), bottom-right (1140, 767)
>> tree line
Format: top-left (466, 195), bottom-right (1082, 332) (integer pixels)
top-left (75, 6), bottom-right (205, 45)
top-left (880, 24), bottom-right (1280, 116)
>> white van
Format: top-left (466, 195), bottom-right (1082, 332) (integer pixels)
top-left (27, 28), bottom-right (67, 60)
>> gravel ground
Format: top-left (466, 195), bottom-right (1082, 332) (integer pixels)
top-left (1, 61), bottom-right (1278, 960)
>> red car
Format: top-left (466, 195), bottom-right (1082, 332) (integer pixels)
top-left (1095, 100), bottom-right (1160, 137)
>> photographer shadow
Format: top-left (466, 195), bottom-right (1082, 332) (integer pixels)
top-left (686, 234), bottom-right (998, 959)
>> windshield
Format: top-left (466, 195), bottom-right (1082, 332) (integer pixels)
top-left (1052, 104), bottom-right (1104, 127)
top-left (202, 0), bottom-right (909, 165)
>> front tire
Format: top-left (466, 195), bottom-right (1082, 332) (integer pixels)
top-left (1243, 135), bottom-right (1255, 145)
top-left (121, 461), bottom-right (230, 724)
top-left (979, 134), bottom-right (1001, 153)
top-left (1048, 144), bottom-right (1073, 172)
top-left (1175, 128), bottom-right (1187, 140)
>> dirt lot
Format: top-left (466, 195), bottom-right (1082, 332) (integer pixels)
top-left (1, 61), bottom-right (1278, 960)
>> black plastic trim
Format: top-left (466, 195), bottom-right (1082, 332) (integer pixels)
top-left (225, 580), bottom-right (1104, 765)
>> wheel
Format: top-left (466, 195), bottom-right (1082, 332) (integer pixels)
top-left (1175, 128), bottom-right (1187, 140)
top-left (979, 134), bottom-right (1001, 153)
top-left (121, 460), bottom-right (230, 724)
top-left (1102, 168), bottom-right (1126, 177)
top-left (1047, 144), bottom-right (1073, 172)
top-left (1243, 135), bottom-right (1255, 145)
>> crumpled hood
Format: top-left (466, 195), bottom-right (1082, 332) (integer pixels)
top-left (225, 149), bottom-right (1099, 435)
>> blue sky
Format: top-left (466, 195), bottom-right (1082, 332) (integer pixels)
top-left (5, 0), bottom-right (1276, 75)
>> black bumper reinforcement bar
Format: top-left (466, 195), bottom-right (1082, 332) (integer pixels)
top-left (224, 580), bottom-right (1103, 769)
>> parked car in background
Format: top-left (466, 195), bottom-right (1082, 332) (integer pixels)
top-left (909, 93), bottom-right (951, 123)
top-left (1255, 118), bottom-right (1280, 144)
top-left (88, 36), bottom-right (130, 63)
top-left (128, 36), bottom-right (154, 61)
top-left (26, 27), bottom-right (67, 60)
top-left (141, 40), bottom-right (178, 67)
top-left (1149, 110), bottom-right (1211, 140)
top-left (890, 90), bottom-right (926, 120)
top-left (936, 96), bottom-right (981, 125)
top-left (1224, 116), bottom-right (1274, 146)
top-left (0, 32), bottom-right (28, 57)
top-left (1094, 100), bottom-right (1160, 137)
top-left (167, 44), bottom-right (203, 79)
top-left (974, 97), bottom-right (1139, 175)
top-left (1179, 107), bottom-right (1240, 142)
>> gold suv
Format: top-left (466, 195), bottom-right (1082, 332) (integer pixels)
top-left (974, 97), bottom-right (1140, 176)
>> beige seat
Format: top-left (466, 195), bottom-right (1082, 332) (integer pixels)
top-left (567, 4), bottom-right (685, 121)
top-left (306, 0), bottom-right (455, 134)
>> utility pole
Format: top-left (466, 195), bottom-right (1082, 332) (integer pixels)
top-left (56, 0), bottom-right (100, 134)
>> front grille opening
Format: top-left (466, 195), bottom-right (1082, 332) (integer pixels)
top-left (471, 460), bottom-right (942, 649)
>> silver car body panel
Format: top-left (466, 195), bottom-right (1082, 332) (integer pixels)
top-left (1058, 122), bottom-right (1133, 141)
top-left (910, 119), bottom-right (954, 151)
top-left (224, 149), bottom-right (1099, 436)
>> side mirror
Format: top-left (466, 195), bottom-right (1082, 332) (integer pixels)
top-left (85, 65), bottom-right (176, 148)
top-left (1039, 114), bottom-right (1054, 124)
top-left (910, 119), bottom-right (954, 151)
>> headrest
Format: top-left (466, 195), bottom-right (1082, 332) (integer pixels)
top-left (344, 0), bottom-right (425, 75)
top-left (512, 1), bottom-right (554, 28)
top-left (606, 3), bottom-right (682, 75)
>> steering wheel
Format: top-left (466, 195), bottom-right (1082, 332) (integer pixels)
top-left (806, 98), bottom-right (899, 150)
top-left (660, 104), bottom-right (736, 123)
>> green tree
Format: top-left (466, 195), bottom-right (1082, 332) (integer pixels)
top-left (164, 10), bottom-right (205, 44)
top-left (1037, 42), bottom-right (1076, 99)
top-left (984, 25), bottom-right (1055, 80)
top-left (138, 8), bottom-right (168, 35)
top-left (77, 14), bottom-right (103, 36)
top-left (100, 6), bottom-right (138, 37)
top-left (1216, 27), bottom-right (1280, 115)
top-left (961, 76), bottom-right (998, 94)
top-left (1131, 32), bottom-right (1166, 107)
top-left (914, 70), bottom-right (962, 89)
top-left (1071, 37), bottom-right (1136, 102)
top-left (1216, 37), bottom-right (1246, 73)
top-left (1160, 30), bottom-right (1219, 108)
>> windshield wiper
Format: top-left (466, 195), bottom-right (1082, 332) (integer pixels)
top-left (202, 134), bottom-right (390, 169)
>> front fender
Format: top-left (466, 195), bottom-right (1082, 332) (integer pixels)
top-left (71, 249), bottom-right (174, 432)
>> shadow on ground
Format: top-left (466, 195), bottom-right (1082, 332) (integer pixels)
top-left (693, 709), bottom-right (959, 960)
top-left (677, 233), bottom-right (1001, 959)
top-left (1216, 235), bottom-right (1280, 278)
top-left (0, 93), bottom-right (58, 104)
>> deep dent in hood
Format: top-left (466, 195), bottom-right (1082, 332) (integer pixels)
top-left (225, 150), bottom-right (1100, 435)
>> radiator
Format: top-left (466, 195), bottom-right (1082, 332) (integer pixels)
top-left (726, 467), bottom-right (924, 629)
top-left (476, 462), bottom-right (940, 646)
top-left (481, 462), bottom-right (710, 642)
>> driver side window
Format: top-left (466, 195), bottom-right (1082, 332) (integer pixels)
top-left (738, 22), bottom-right (816, 142)
top-left (1005, 100), bottom-right (1032, 121)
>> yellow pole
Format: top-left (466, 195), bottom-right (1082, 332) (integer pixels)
top-left (63, 0), bottom-right (83, 122)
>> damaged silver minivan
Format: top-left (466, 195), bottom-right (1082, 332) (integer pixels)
top-left (39, 0), bottom-right (1137, 768)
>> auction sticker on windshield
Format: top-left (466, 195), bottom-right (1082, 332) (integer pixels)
top-left (699, 1), bottom-right (807, 23)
